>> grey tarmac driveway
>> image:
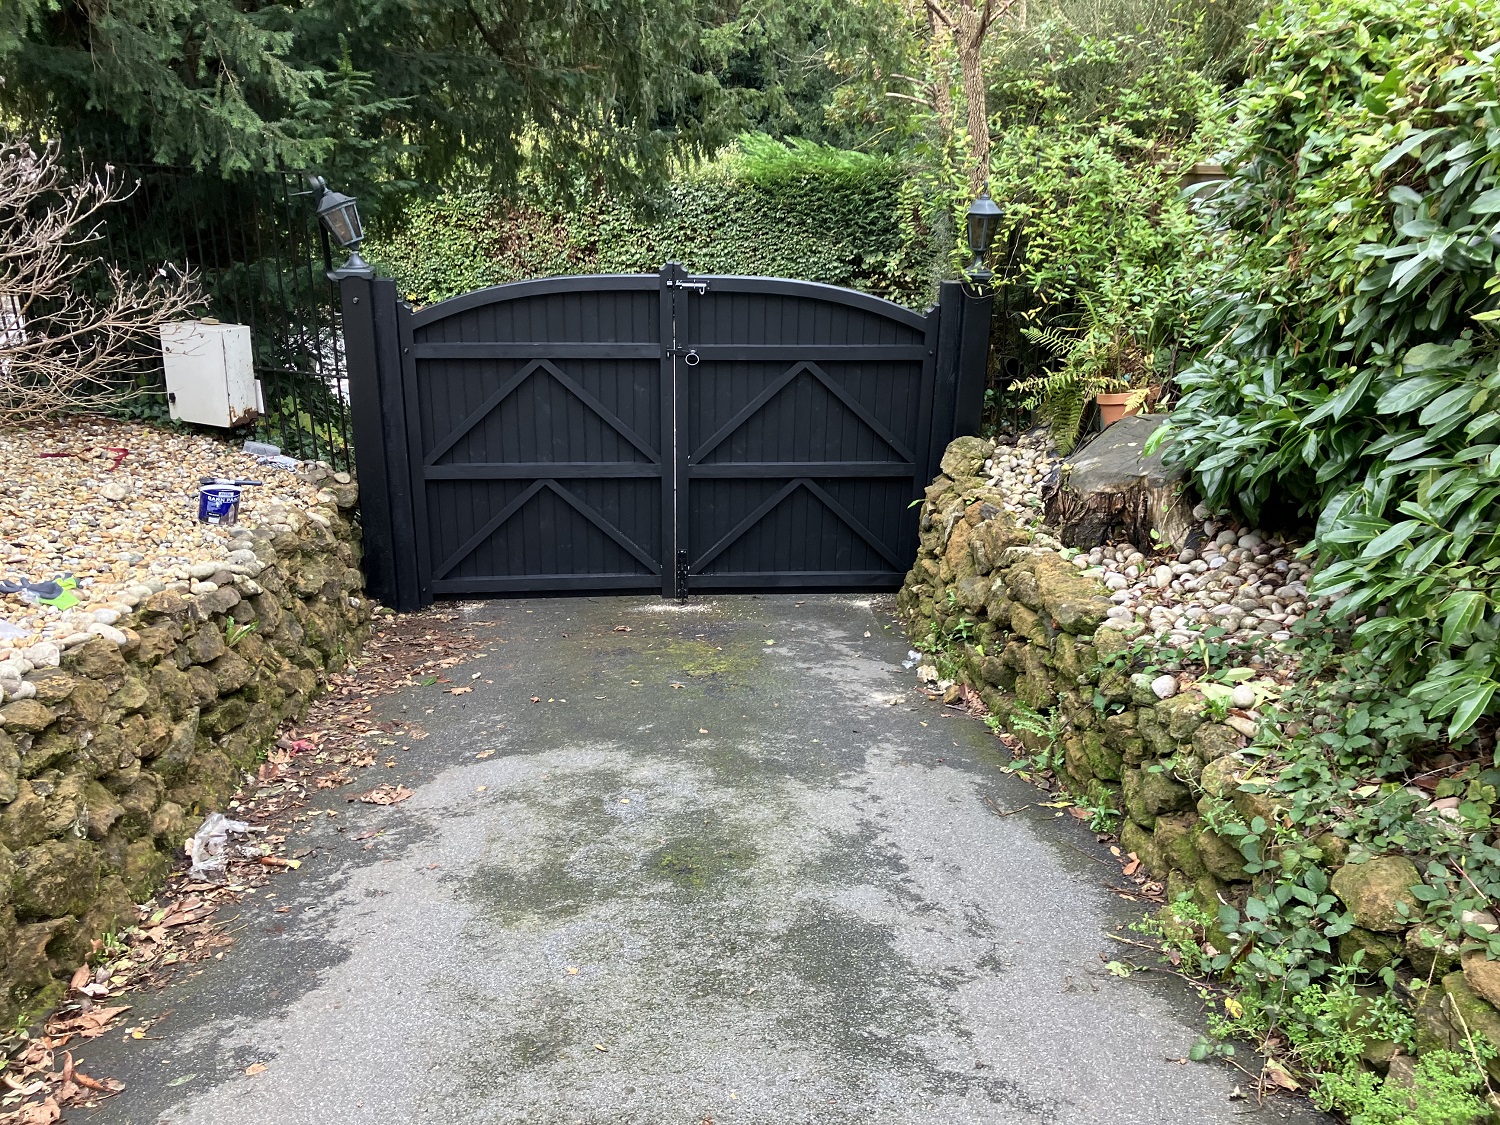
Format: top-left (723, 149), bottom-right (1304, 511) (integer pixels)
top-left (82, 594), bottom-right (1329, 1125)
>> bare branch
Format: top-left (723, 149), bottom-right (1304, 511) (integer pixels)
top-left (0, 136), bottom-right (202, 423)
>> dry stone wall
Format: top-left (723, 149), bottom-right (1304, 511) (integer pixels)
top-left (0, 470), bottom-right (370, 1022)
top-left (899, 434), bottom-right (1500, 1081)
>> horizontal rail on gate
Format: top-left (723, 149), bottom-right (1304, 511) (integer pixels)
top-left (689, 572), bottom-right (901, 588)
top-left (413, 343), bottom-right (660, 360)
top-left (675, 346), bottom-right (929, 361)
top-left (425, 463), bottom-right (661, 479)
top-left (682, 275), bottom-right (931, 331)
top-left (409, 274), bottom-right (659, 328)
top-left (687, 462), bottom-right (914, 478)
top-left (432, 575), bottom-right (662, 593)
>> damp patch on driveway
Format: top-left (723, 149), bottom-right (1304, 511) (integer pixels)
top-left (79, 594), bottom-right (1327, 1125)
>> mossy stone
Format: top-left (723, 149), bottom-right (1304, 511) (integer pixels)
top-left (1153, 813), bottom-right (1205, 879)
top-left (200, 697), bottom-right (251, 738)
top-left (969, 516), bottom-right (1029, 574)
top-left (1406, 924), bottom-right (1461, 979)
top-left (1331, 855), bottom-right (1422, 933)
top-left (1337, 926), bottom-right (1403, 970)
top-left (1082, 731), bottom-right (1122, 782)
top-left (1008, 603), bottom-right (1050, 647)
top-left (1192, 722), bottom-right (1242, 763)
top-left (62, 637), bottom-right (127, 681)
top-left (108, 675), bottom-right (152, 715)
top-left (1119, 819), bottom-right (1158, 872)
top-left (121, 839), bottom-right (171, 900)
top-left (939, 435), bottom-right (994, 479)
top-left (1136, 707), bottom-right (1176, 756)
top-left (12, 839), bottom-right (102, 920)
top-left (1156, 694), bottom-right (1206, 742)
top-left (1190, 823), bottom-right (1247, 882)
top-left (1063, 736), bottom-right (1092, 788)
top-left (27, 671), bottom-right (77, 707)
top-left (0, 701), bottom-right (55, 734)
top-left (1438, 973), bottom-right (1500, 1081)
top-left (1122, 765), bottom-right (1192, 829)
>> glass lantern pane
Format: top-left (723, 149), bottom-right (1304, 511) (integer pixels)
top-left (340, 200), bottom-right (365, 243)
top-left (325, 203), bottom-right (357, 246)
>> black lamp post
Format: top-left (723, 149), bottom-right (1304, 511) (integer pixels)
top-left (311, 176), bottom-right (375, 280)
top-left (965, 186), bottom-right (1003, 286)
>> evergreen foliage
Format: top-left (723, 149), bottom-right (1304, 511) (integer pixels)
top-left (1156, 0), bottom-right (1500, 735)
top-left (0, 0), bottom-right (882, 206)
top-left (367, 135), bottom-right (943, 308)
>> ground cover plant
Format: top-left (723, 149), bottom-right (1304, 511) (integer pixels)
top-left (1155, 0), bottom-right (1500, 738)
top-left (1094, 2), bottom-right (1500, 1112)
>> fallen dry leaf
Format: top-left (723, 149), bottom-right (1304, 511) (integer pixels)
top-left (244, 1063), bottom-right (268, 1077)
top-left (356, 785), bottom-right (414, 806)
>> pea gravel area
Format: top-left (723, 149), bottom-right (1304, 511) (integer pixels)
top-left (0, 418), bottom-right (328, 658)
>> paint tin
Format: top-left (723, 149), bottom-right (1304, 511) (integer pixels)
top-left (197, 485), bottom-right (242, 525)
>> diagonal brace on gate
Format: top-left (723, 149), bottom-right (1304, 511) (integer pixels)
top-left (692, 477), bottom-right (907, 575)
top-left (688, 361), bottom-right (916, 466)
top-left (431, 478), bottom-right (660, 581)
top-left (424, 358), bottom-right (659, 467)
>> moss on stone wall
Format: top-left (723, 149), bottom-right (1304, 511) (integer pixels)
top-left (900, 435), bottom-right (1500, 1089)
top-left (0, 470), bottom-right (370, 1023)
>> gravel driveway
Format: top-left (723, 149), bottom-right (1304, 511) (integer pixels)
top-left (81, 594), bottom-right (1327, 1125)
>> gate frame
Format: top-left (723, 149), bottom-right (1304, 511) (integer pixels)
top-left (342, 267), bottom-right (993, 611)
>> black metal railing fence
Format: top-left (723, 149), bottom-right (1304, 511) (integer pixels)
top-left (91, 162), bottom-right (355, 468)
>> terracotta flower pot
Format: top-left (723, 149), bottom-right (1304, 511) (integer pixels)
top-left (1096, 387), bottom-right (1160, 427)
top-left (1096, 391), bottom-right (1140, 427)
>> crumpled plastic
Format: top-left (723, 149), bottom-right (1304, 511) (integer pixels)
top-left (187, 812), bottom-right (254, 883)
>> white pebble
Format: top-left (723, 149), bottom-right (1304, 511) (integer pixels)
top-left (86, 622), bottom-right (127, 646)
top-left (25, 642), bottom-right (60, 668)
top-left (1151, 674), bottom-right (1178, 700)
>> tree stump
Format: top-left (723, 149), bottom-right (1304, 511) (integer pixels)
top-left (1043, 415), bottom-right (1195, 551)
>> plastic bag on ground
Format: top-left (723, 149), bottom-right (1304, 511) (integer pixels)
top-left (187, 812), bottom-right (253, 883)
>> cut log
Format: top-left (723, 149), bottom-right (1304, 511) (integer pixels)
top-left (1043, 415), bottom-right (1195, 551)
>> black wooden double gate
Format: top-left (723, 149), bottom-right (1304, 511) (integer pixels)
top-left (343, 264), bottom-right (990, 611)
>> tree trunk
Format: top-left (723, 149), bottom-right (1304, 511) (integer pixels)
top-left (955, 4), bottom-right (989, 196)
top-left (927, 6), bottom-right (955, 152)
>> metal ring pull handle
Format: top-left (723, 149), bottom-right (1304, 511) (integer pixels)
top-left (683, 349), bottom-right (700, 367)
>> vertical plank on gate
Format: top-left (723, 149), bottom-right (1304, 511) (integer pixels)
top-left (659, 264), bottom-right (680, 597)
top-left (396, 299), bottom-right (432, 604)
top-left (928, 281), bottom-right (965, 484)
top-left (342, 276), bottom-right (422, 612)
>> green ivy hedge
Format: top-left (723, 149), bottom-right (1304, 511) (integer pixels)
top-left (367, 135), bottom-right (944, 309)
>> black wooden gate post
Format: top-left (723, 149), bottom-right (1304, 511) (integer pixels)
top-left (929, 280), bottom-right (995, 481)
top-left (342, 275), bottom-right (423, 613)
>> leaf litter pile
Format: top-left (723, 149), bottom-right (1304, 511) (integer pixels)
top-left (0, 608), bottom-right (492, 1122)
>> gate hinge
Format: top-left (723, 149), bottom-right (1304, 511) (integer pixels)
top-left (676, 550), bottom-right (690, 600)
